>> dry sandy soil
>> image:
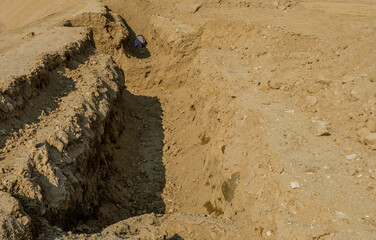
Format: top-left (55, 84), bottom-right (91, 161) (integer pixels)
top-left (1, 0), bottom-right (376, 239)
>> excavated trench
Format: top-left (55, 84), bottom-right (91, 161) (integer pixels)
top-left (2, 1), bottom-right (332, 239)
top-left (80, 90), bottom-right (166, 231)
top-left (3, 0), bottom-right (376, 239)
top-left (0, 2), bottom-right (256, 238)
top-left (0, 4), bottom-right (212, 239)
top-left (0, 7), bottom-right (157, 237)
top-left (64, 8), bottom-right (168, 232)
top-left (72, 6), bottom-right (243, 237)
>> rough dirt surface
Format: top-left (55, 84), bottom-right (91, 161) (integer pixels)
top-left (1, 0), bottom-right (376, 239)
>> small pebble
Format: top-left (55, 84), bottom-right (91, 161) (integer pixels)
top-left (357, 127), bottom-right (371, 141)
top-left (290, 181), bottom-right (300, 189)
top-left (311, 120), bottom-right (330, 136)
top-left (305, 96), bottom-right (318, 106)
top-left (269, 80), bottom-right (281, 90)
top-left (367, 119), bottom-right (376, 132)
top-left (346, 154), bottom-right (357, 160)
top-left (259, 81), bottom-right (270, 91)
top-left (336, 211), bottom-right (345, 218)
top-left (364, 133), bottom-right (376, 146)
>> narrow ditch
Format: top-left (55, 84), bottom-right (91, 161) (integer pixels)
top-left (38, 7), bottom-right (169, 235)
top-left (64, 8), bottom-right (168, 233)
top-left (1, 4), bottom-right (211, 239)
top-left (81, 90), bottom-right (166, 232)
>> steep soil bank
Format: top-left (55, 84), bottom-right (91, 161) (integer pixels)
top-left (0, 5), bottom-right (130, 237)
top-left (0, 47), bottom-right (125, 237)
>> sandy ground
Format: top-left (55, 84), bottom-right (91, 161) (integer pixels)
top-left (1, 0), bottom-right (376, 239)
top-left (0, 0), bottom-right (86, 30)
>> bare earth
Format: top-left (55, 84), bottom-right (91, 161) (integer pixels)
top-left (1, 0), bottom-right (376, 239)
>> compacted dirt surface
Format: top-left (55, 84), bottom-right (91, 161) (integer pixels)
top-left (1, 0), bottom-right (376, 239)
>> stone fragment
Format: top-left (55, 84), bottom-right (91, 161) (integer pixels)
top-left (364, 133), bottom-right (376, 147)
top-left (62, 19), bottom-right (72, 27)
top-left (346, 154), bottom-right (357, 160)
top-left (259, 81), bottom-right (270, 91)
top-left (290, 181), bottom-right (300, 189)
top-left (305, 96), bottom-right (318, 106)
top-left (367, 119), bottom-right (376, 132)
top-left (189, 3), bottom-right (202, 13)
top-left (316, 76), bottom-right (331, 85)
top-left (357, 127), bottom-right (371, 142)
top-left (268, 80), bottom-right (281, 90)
top-left (336, 211), bottom-right (345, 218)
top-left (351, 87), bottom-right (362, 100)
top-left (307, 83), bottom-right (322, 93)
top-left (311, 120), bottom-right (330, 136)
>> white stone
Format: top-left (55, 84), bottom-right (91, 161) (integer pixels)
top-left (290, 181), bottom-right (300, 189)
top-left (346, 154), bottom-right (357, 160)
top-left (336, 211), bottom-right (345, 218)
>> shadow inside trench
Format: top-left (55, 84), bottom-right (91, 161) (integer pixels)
top-left (84, 88), bottom-right (166, 231)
